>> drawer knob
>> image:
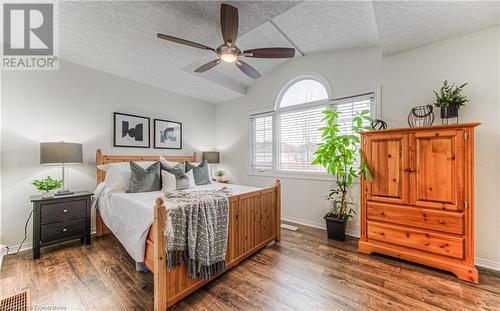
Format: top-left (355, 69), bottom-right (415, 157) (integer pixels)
top-left (63, 209), bottom-right (68, 213)
top-left (62, 228), bottom-right (68, 233)
top-left (437, 219), bottom-right (445, 224)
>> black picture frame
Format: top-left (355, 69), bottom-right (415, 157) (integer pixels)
top-left (113, 112), bottom-right (151, 148)
top-left (154, 119), bottom-right (182, 150)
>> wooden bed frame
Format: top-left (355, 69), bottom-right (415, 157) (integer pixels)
top-left (95, 149), bottom-right (282, 310)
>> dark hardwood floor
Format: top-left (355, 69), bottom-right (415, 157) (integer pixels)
top-left (2, 222), bottom-right (500, 310)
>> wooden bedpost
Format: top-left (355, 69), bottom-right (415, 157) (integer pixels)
top-left (96, 148), bottom-right (103, 185)
top-left (96, 149), bottom-right (104, 237)
top-left (274, 178), bottom-right (281, 242)
top-left (154, 197), bottom-right (168, 311)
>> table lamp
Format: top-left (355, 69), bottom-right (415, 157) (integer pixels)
top-left (40, 142), bottom-right (83, 196)
top-left (202, 151), bottom-right (220, 177)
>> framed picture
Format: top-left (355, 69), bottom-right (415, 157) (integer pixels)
top-left (154, 119), bottom-right (182, 149)
top-left (114, 112), bottom-right (150, 148)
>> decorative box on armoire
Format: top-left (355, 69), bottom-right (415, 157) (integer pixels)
top-left (359, 122), bottom-right (480, 283)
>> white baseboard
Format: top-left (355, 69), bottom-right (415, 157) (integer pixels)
top-left (282, 216), bottom-right (499, 271)
top-left (475, 257), bottom-right (500, 271)
top-left (282, 215), bottom-right (326, 230)
top-left (281, 215), bottom-right (360, 238)
top-left (6, 227), bottom-right (97, 255)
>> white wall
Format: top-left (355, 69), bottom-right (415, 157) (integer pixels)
top-left (215, 47), bottom-right (383, 236)
top-left (381, 27), bottom-right (500, 268)
top-left (1, 60), bottom-right (215, 247)
top-left (215, 27), bottom-right (500, 268)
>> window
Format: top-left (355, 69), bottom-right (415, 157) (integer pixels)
top-left (250, 76), bottom-right (375, 176)
top-left (250, 113), bottom-right (273, 170)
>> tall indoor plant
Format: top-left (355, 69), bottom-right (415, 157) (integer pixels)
top-left (312, 109), bottom-right (373, 241)
top-left (433, 80), bottom-right (469, 120)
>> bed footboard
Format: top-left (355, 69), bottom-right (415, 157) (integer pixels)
top-left (152, 179), bottom-right (282, 311)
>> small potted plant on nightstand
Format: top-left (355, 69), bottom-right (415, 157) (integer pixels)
top-left (433, 80), bottom-right (469, 122)
top-left (214, 169), bottom-right (230, 183)
top-left (312, 109), bottom-right (373, 241)
top-left (32, 176), bottom-right (62, 198)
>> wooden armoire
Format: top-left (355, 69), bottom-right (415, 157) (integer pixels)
top-left (359, 122), bottom-right (480, 283)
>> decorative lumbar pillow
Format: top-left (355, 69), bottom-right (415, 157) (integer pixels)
top-left (159, 156), bottom-right (186, 174)
top-left (186, 160), bottom-right (212, 185)
top-left (127, 161), bottom-right (161, 193)
top-left (162, 170), bottom-right (195, 191)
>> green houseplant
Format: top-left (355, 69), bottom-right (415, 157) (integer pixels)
top-left (312, 109), bottom-right (373, 241)
top-left (433, 80), bottom-right (469, 119)
top-left (32, 176), bottom-right (62, 198)
top-left (214, 169), bottom-right (229, 182)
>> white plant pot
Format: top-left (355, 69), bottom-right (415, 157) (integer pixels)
top-left (41, 190), bottom-right (55, 198)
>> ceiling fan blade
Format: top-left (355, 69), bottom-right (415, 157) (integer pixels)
top-left (220, 3), bottom-right (239, 46)
top-left (235, 60), bottom-right (261, 79)
top-left (194, 59), bottom-right (221, 73)
top-left (157, 33), bottom-right (215, 51)
top-left (243, 47), bottom-right (295, 58)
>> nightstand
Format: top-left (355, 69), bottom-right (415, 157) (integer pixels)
top-left (30, 191), bottom-right (93, 259)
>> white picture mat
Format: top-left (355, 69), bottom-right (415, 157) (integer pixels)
top-left (114, 114), bottom-right (150, 147)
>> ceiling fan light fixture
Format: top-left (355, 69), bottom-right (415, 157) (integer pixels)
top-left (220, 53), bottom-right (237, 63)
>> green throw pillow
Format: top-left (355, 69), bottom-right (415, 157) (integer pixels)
top-left (185, 160), bottom-right (211, 185)
top-left (160, 161), bottom-right (185, 176)
top-left (127, 161), bottom-right (161, 193)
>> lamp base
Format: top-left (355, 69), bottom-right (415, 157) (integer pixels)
top-left (55, 189), bottom-right (74, 196)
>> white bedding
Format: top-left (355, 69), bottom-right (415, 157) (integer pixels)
top-left (96, 183), bottom-right (262, 262)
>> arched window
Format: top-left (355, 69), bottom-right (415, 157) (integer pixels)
top-left (250, 75), bottom-right (374, 175)
top-left (278, 78), bottom-right (329, 108)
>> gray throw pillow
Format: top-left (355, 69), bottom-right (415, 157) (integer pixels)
top-left (186, 160), bottom-right (211, 185)
top-left (160, 161), bottom-right (185, 176)
top-left (127, 161), bottom-right (161, 193)
top-left (175, 174), bottom-right (191, 190)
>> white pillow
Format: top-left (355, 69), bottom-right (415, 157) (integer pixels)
top-left (186, 170), bottom-right (196, 188)
top-left (98, 161), bottom-right (155, 193)
top-left (161, 170), bottom-right (195, 192)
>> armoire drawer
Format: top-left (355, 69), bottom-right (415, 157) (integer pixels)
top-left (366, 201), bottom-right (464, 235)
top-left (367, 221), bottom-right (464, 259)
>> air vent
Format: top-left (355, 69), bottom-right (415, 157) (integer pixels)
top-left (0, 289), bottom-right (31, 311)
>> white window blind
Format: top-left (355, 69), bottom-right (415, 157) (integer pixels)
top-left (334, 94), bottom-right (373, 135)
top-left (250, 114), bottom-right (273, 170)
top-left (249, 78), bottom-right (375, 175)
top-left (277, 105), bottom-right (326, 172)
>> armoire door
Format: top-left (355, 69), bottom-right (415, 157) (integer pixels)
top-left (409, 130), bottom-right (465, 211)
top-left (364, 133), bottom-right (409, 205)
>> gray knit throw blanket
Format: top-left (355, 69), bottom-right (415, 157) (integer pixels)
top-left (163, 190), bottom-right (229, 280)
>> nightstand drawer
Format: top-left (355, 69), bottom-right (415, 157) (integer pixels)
top-left (41, 199), bottom-right (87, 223)
top-left (40, 218), bottom-right (85, 243)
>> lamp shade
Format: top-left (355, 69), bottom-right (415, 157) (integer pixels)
top-left (202, 151), bottom-right (220, 164)
top-left (40, 142), bottom-right (83, 165)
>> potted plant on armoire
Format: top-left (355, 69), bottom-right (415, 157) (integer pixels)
top-left (312, 109), bottom-right (373, 241)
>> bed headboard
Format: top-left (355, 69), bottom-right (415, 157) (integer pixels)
top-left (95, 148), bottom-right (197, 185)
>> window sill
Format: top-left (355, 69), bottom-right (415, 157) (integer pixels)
top-left (248, 170), bottom-right (335, 182)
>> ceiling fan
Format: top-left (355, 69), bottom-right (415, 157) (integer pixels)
top-left (156, 3), bottom-right (295, 79)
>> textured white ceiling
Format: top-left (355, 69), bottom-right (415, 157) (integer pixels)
top-left (59, 1), bottom-right (301, 103)
top-left (373, 1), bottom-right (500, 56)
top-left (273, 1), bottom-right (380, 54)
top-left (58, 1), bottom-right (500, 104)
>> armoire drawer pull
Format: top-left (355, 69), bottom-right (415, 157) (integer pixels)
top-left (62, 228), bottom-right (68, 233)
top-left (437, 219), bottom-right (445, 224)
top-left (63, 209), bottom-right (68, 213)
